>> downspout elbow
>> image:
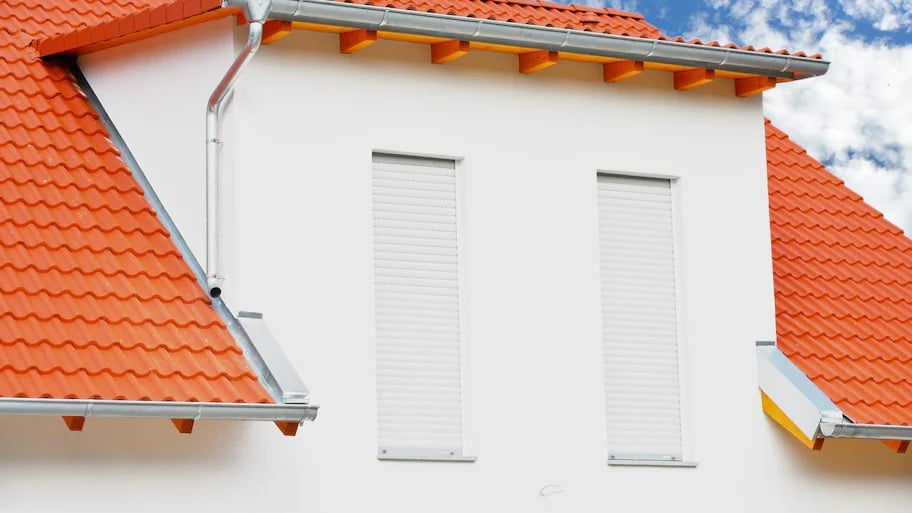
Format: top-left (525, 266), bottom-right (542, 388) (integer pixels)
top-left (205, 20), bottom-right (265, 298)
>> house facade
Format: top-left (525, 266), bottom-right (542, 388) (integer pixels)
top-left (3, 1), bottom-right (912, 512)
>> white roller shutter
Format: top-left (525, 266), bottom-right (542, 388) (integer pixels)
top-left (597, 173), bottom-right (684, 462)
top-left (372, 153), bottom-right (466, 460)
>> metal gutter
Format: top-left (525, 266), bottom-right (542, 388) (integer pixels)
top-left (71, 62), bottom-right (315, 420)
top-left (820, 422), bottom-right (912, 441)
top-left (225, 0), bottom-right (830, 80)
top-left (0, 398), bottom-right (316, 422)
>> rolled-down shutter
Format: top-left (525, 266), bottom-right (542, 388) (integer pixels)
top-left (597, 174), bottom-right (684, 462)
top-left (372, 153), bottom-right (465, 460)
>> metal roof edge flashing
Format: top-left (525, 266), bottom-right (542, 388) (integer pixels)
top-left (70, 64), bottom-right (313, 414)
top-left (0, 398), bottom-right (316, 422)
top-left (756, 343), bottom-right (842, 441)
top-left (237, 312), bottom-right (311, 404)
top-left (229, 0), bottom-right (830, 80)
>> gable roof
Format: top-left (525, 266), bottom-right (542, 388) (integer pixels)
top-left (767, 119), bottom-right (912, 427)
top-left (0, 1), bottom-right (320, 431)
top-left (2, 0), bottom-right (899, 437)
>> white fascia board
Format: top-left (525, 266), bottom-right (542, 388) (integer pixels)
top-left (756, 343), bottom-right (843, 440)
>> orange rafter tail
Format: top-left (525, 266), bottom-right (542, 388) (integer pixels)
top-left (603, 60), bottom-right (643, 83)
top-left (275, 421), bottom-right (299, 436)
top-left (519, 50), bottom-right (558, 74)
top-left (735, 76), bottom-right (776, 97)
top-left (262, 20), bottom-right (293, 45)
top-left (340, 29), bottom-right (377, 54)
top-left (62, 416), bottom-right (85, 431)
top-left (674, 68), bottom-right (714, 91)
top-left (171, 418), bottom-right (195, 434)
top-left (431, 40), bottom-right (470, 64)
top-left (882, 440), bottom-right (910, 454)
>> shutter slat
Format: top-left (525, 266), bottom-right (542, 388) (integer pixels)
top-left (374, 154), bottom-right (464, 455)
top-left (598, 174), bottom-right (684, 462)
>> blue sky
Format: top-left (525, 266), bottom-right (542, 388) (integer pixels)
top-left (629, 1), bottom-right (912, 45)
top-left (577, 1), bottom-right (912, 233)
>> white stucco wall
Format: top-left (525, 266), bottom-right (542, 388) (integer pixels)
top-left (9, 16), bottom-right (904, 513)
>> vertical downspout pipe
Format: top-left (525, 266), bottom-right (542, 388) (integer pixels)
top-left (206, 15), bottom-right (266, 297)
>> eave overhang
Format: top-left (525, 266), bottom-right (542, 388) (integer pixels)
top-left (226, 0), bottom-right (829, 82)
top-left (757, 342), bottom-right (912, 451)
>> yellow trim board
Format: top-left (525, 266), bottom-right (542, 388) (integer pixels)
top-left (761, 391), bottom-right (824, 450)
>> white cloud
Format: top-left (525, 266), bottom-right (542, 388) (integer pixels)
top-left (839, 0), bottom-right (912, 31)
top-left (688, 0), bottom-right (912, 233)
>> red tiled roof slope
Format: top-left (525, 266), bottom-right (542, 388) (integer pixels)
top-left (0, 2), bottom-right (272, 403)
top-left (768, 119), bottom-right (912, 425)
top-left (29, 0), bottom-right (820, 60)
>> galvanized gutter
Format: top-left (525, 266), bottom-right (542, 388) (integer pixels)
top-left (225, 0), bottom-right (830, 80)
top-left (69, 60), bottom-right (316, 424)
top-left (820, 422), bottom-right (912, 441)
top-left (0, 398), bottom-right (316, 422)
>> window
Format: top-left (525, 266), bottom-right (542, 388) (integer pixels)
top-left (597, 173), bottom-right (688, 465)
top-left (371, 153), bottom-right (471, 461)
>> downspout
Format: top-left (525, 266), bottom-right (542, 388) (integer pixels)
top-left (206, 0), bottom-right (272, 297)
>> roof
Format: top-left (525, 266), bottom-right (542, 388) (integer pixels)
top-left (29, 0), bottom-right (821, 61)
top-left (0, 2), bottom-right (274, 410)
top-left (767, 119), bottom-right (912, 427)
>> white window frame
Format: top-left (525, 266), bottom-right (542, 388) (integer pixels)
top-left (371, 151), bottom-right (475, 463)
top-left (596, 171), bottom-right (696, 468)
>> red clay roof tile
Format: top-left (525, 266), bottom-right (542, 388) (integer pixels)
top-left (0, 3), bottom-right (272, 404)
top-left (768, 119), bottom-right (912, 426)
top-left (28, 0), bottom-right (818, 61)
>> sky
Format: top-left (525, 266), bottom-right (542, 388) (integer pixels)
top-left (587, 0), bottom-right (912, 233)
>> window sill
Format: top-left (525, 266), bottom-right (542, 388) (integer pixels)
top-left (378, 449), bottom-right (477, 462)
top-left (607, 459), bottom-right (698, 468)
